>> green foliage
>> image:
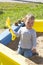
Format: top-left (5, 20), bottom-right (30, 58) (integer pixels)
top-left (0, 2), bottom-right (43, 28)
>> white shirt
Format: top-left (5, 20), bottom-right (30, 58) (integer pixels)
top-left (15, 27), bottom-right (37, 49)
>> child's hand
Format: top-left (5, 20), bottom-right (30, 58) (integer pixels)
top-left (9, 28), bottom-right (11, 31)
top-left (32, 47), bottom-right (38, 56)
top-left (32, 47), bottom-right (36, 53)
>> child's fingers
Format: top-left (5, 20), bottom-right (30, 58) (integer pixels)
top-left (9, 28), bottom-right (11, 31)
top-left (32, 49), bottom-right (36, 53)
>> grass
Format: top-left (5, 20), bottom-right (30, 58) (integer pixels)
top-left (0, 2), bottom-right (43, 28)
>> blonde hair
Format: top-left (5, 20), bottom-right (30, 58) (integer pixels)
top-left (22, 14), bottom-right (35, 23)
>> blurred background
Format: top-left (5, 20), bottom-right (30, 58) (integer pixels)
top-left (0, 0), bottom-right (43, 3)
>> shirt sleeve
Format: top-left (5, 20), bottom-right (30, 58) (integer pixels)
top-left (32, 30), bottom-right (37, 48)
top-left (14, 27), bottom-right (21, 37)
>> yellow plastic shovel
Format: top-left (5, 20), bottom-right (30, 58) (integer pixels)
top-left (6, 17), bottom-right (16, 40)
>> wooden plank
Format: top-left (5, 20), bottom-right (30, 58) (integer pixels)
top-left (0, 43), bottom-right (37, 65)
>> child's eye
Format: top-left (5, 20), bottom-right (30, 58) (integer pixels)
top-left (27, 22), bottom-right (33, 24)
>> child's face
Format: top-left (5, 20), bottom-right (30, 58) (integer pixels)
top-left (26, 18), bottom-right (34, 29)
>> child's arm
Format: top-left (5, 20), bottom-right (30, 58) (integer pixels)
top-left (14, 27), bottom-right (21, 37)
top-left (32, 31), bottom-right (37, 53)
